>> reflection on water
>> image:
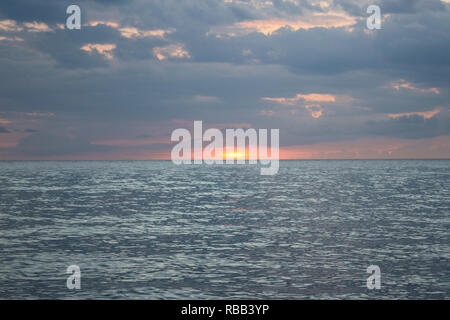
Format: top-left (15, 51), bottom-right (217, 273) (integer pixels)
top-left (0, 160), bottom-right (449, 299)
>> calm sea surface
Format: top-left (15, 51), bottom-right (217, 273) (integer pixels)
top-left (0, 160), bottom-right (449, 299)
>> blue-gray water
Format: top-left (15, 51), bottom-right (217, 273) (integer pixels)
top-left (0, 160), bottom-right (449, 299)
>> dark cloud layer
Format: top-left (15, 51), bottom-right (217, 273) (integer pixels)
top-left (0, 0), bottom-right (449, 158)
top-left (13, 132), bottom-right (101, 156)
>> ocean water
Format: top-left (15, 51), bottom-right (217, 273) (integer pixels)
top-left (0, 160), bottom-right (449, 299)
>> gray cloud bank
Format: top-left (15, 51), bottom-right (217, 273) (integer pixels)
top-left (0, 0), bottom-right (449, 158)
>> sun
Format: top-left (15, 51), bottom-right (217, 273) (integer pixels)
top-left (225, 151), bottom-right (245, 158)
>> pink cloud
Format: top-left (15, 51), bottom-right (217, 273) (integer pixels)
top-left (209, 12), bottom-right (357, 37)
top-left (24, 21), bottom-right (53, 32)
top-left (262, 93), bottom-right (336, 105)
top-left (387, 108), bottom-right (441, 119)
top-left (0, 36), bottom-right (24, 42)
top-left (153, 44), bottom-right (191, 60)
top-left (86, 21), bottom-right (175, 39)
top-left (391, 80), bottom-right (440, 95)
top-left (305, 104), bottom-right (323, 119)
top-left (81, 43), bottom-right (117, 59)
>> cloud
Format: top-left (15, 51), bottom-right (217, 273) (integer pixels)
top-left (12, 132), bottom-right (106, 157)
top-left (0, 0), bottom-right (449, 158)
top-left (0, 19), bottom-right (53, 33)
top-left (209, 12), bottom-right (358, 36)
top-left (305, 104), bottom-right (323, 119)
top-left (80, 43), bottom-right (117, 59)
top-left (262, 93), bottom-right (336, 105)
top-left (376, 0), bottom-right (446, 14)
top-left (91, 137), bottom-right (169, 147)
top-left (391, 80), bottom-right (440, 94)
top-left (262, 93), bottom-right (339, 119)
top-left (23, 21), bottom-right (53, 32)
top-left (366, 111), bottom-right (450, 139)
top-left (0, 0), bottom-right (131, 25)
top-left (0, 19), bottom-right (23, 31)
top-left (86, 21), bottom-right (175, 39)
top-left (387, 108), bottom-right (441, 119)
top-left (280, 135), bottom-right (450, 159)
top-left (118, 27), bottom-right (175, 39)
top-left (153, 44), bottom-right (191, 60)
top-left (0, 36), bottom-right (23, 41)
top-left (87, 21), bottom-right (121, 28)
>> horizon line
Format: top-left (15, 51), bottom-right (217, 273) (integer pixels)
top-left (1, 158), bottom-right (449, 161)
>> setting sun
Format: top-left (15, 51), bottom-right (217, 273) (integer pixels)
top-left (225, 152), bottom-right (246, 158)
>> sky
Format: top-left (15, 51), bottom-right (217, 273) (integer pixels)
top-left (0, 0), bottom-right (449, 160)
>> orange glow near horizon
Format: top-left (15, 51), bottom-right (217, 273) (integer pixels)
top-left (1, 137), bottom-right (449, 160)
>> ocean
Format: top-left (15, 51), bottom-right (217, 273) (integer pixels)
top-left (0, 160), bottom-right (449, 299)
